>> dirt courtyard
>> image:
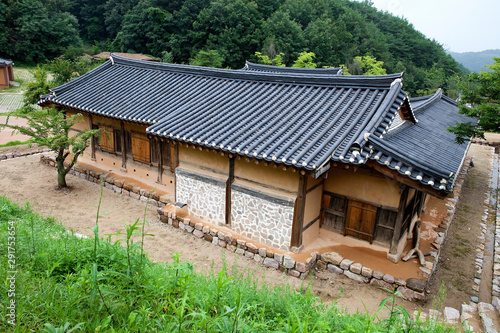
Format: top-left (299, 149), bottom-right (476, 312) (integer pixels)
top-left (0, 143), bottom-right (494, 317)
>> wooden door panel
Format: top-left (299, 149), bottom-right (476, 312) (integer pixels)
top-left (321, 194), bottom-right (346, 232)
top-left (345, 200), bottom-right (377, 242)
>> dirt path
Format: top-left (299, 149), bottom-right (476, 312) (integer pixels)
top-left (426, 144), bottom-right (495, 310)
top-left (0, 144), bottom-right (494, 317)
top-left (0, 92), bottom-right (31, 144)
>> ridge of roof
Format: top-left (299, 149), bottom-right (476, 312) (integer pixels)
top-left (441, 94), bottom-right (458, 106)
top-left (242, 61), bottom-right (343, 75)
top-left (384, 90), bottom-right (444, 139)
top-left (331, 81), bottom-right (407, 164)
top-left (50, 59), bottom-right (114, 96)
top-left (411, 89), bottom-right (443, 114)
top-left (109, 54), bottom-right (401, 88)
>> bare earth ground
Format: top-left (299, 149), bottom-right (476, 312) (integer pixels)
top-left (427, 144), bottom-right (494, 308)
top-left (0, 144), bottom-right (494, 318)
top-left (0, 92), bottom-right (31, 144)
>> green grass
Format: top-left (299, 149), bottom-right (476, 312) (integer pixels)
top-left (0, 140), bottom-right (33, 148)
top-left (0, 195), bottom-right (460, 332)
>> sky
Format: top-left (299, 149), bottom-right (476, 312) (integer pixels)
top-left (361, 0), bottom-right (500, 53)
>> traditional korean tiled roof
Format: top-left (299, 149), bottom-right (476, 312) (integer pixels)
top-left (40, 54), bottom-right (470, 194)
top-left (341, 89), bottom-right (472, 193)
top-left (0, 58), bottom-right (13, 66)
top-left (92, 52), bottom-right (158, 62)
top-left (242, 61), bottom-right (343, 75)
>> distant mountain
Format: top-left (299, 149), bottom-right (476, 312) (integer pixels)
top-left (449, 49), bottom-right (500, 73)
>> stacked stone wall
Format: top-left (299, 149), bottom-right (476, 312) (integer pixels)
top-left (231, 184), bottom-right (294, 251)
top-left (0, 148), bottom-right (50, 160)
top-left (176, 168), bottom-right (225, 225)
top-left (157, 207), bottom-right (430, 301)
top-left (40, 155), bottom-right (172, 207)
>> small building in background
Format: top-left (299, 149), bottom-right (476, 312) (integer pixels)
top-left (92, 52), bottom-right (159, 62)
top-left (0, 58), bottom-right (14, 89)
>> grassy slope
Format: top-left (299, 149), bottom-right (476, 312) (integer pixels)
top-left (0, 196), bottom-right (458, 332)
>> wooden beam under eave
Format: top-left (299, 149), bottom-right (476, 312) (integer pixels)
top-left (291, 174), bottom-right (307, 249)
top-left (390, 184), bottom-right (409, 254)
top-left (89, 113), bottom-right (95, 160)
top-left (120, 120), bottom-right (126, 170)
top-left (225, 157), bottom-right (235, 225)
top-left (157, 140), bottom-right (163, 184)
top-left (170, 143), bottom-right (177, 173)
top-left (366, 160), bottom-right (448, 199)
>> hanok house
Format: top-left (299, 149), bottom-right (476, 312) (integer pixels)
top-left (0, 58), bottom-right (14, 89)
top-left (39, 54), bottom-right (471, 262)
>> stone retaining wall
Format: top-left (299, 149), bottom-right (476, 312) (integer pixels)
top-left (40, 155), bottom-right (172, 207)
top-left (469, 148), bottom-right (496, 302)
top-left (492, 152), bottom-right (500, 302)
top-left (158, 206), bottom-right (429, 301)
top-left (0, 148), bottom-right (50, 161)
top-left (472, 138), bottom-right (500, 152)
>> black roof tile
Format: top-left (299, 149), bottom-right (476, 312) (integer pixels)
top-left (0, 58), bottom-right (13, 66)
top-left (365, 90), bottom-right (473, 192)
top-left (40, 55), bottom-right (471, 194)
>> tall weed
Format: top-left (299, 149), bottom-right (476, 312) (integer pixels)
top-left (0, 195), bottom-right (459, 332)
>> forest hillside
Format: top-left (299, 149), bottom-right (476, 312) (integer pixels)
top-left (1, 0), bottom-right (466, 96)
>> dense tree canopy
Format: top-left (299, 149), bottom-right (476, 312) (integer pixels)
top-left (4, 0), bottom-right (82, 64)
top-left (448, 57), bottom-right (500, 143)
top-left (2, 0), bottom-right (467, 96)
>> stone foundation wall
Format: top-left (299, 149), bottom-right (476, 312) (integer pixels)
top-left (231, 184), bottom-right (294, 251)
top-left (176, 168), bottom-right (226, 225)
top-left (158, 208), bottom-right (428, 301)
top-left (0, 148), bottom-right (50, 161)
top-left (40, 155), bottom-right (172, 207)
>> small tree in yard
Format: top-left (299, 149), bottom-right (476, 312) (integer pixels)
top-left (0, 106), bottom-right (99, 188)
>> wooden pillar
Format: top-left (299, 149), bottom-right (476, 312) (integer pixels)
top-left (225, 157), bottom-right (235, 225)
top-left (390, 185), bottom-right (409, 254)
top-left (170, 143), bottom-right (178, 173)
top-left (291, 173), bottom-right (307, 249)
top-left (89, 114), bottom-right (96, 160)
top-left (157, 139), bottom-right (163, 184)
top-left (120, 120), bottom-right (126, 170)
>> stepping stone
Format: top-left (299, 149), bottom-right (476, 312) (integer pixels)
top-left (478, 302), bottom-right (499, 333)
top-left (444, 307), bottom-right (460, 325)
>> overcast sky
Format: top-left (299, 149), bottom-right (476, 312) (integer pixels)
top-left (361, 0), bottom-right (500, 53)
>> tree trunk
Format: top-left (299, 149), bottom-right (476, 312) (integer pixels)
top-left (57, 170), bottom-right (67, 188)
top-left (56, 150), bottom-right (68, 188)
